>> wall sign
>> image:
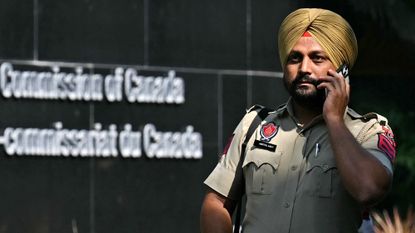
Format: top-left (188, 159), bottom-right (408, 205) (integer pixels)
top-left (0, 62), bottom-right (185, 104)
top-left (0, 61), bottom-right (203, 160)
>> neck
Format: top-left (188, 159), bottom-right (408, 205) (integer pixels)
top-left (291, 99), bottom-right (322, 125)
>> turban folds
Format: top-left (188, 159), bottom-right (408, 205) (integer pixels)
top-left (278, 8), bottom-right (358, 70)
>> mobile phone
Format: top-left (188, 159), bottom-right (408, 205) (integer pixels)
top-left (325, 64), bottom-right (350, 97)
top-left (336, 63), bottom-right (349, 84)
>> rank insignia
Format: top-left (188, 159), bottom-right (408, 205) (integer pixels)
top-left (260, 122), bottom-right (278, 142)
top-left (378, 126), bottom-right (396, 162)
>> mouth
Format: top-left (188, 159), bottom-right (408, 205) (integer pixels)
top-left (293, 75), bottom-right (319, 88)
top-left (296, 82), bottom-right (316, 88)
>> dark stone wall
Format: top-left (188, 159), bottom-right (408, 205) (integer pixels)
top-left (0, 1), bottom-right (413, 232)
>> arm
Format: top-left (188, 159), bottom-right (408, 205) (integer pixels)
top-left (200, 110), bottom-right (259, 233)
top-left (325, 118), bottom-right (391, 205)
top-left (318, 70), bottom-right (392, 205)
top-left (200, 188), bottom-right (237, 233)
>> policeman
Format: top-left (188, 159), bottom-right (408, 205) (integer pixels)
top-left (200, 8), bottom-right (396, 233)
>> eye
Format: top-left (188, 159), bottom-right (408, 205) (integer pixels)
top-left (287, 52), bottom-right (302, 63)
top-left (311, 54), bottom-right (327, 63)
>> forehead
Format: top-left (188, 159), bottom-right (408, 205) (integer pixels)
top-left (290, 36), bottom-right (326, 53)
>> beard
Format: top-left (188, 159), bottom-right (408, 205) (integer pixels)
top-left (283, 74), bottom-right (326, 109)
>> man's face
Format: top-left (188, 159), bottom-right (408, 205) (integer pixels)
top-left (283, 36), bottom-right (337, 107)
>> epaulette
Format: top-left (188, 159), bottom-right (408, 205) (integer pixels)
top-left (347, 108), bottom-right (362, 119)
top-left (347, 108), bottom-right (388, 126)
top-left (363, 112), bottom-right (388, 126)
top-left (246, 104), bottom-right (266, 113)
top-left (275, 103), bottom-right (287, 117)
top-left (246, 104), bottom-right (277, 121)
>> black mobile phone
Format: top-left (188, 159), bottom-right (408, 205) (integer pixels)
top-left (325, 64), bottom-right (350, 97)
top-left (336, 63), bottom-right (349, 83)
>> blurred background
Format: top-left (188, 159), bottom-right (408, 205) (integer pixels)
top-left (0, 0), bottom-right (414, 232)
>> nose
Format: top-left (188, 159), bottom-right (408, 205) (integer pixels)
top-left (299, 57), bottom-right (312, 75)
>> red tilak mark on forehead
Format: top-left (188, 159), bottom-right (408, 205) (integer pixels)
top-left (302, 31), bottom-right (312, 37)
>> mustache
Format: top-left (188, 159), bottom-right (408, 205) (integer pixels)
top-left (292, 75), bottom-right (320, 87)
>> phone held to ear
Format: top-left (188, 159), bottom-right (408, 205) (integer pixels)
top-left (325, 64), bottom-right (350, 97)
top-left (336, 63), bottom-right (350, 84)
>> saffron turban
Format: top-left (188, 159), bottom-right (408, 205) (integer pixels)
top-left (278, 8), bottom-right (358, 70)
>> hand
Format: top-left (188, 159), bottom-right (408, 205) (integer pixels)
top-left (317, 69), bottom-right (350, 123)
top-left (372, 208), bottom-right (415, 233)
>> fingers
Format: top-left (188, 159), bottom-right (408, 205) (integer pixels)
top-left (316, 69), bottom-right (349, 98)
top-left (393, 207), bottom-right (404, 231)
top-left (372, 208), bottom-right (415, 233)
top-left (406, 207), bottom-right (415, 231)
top-left (383, 210), bottom-right (395, 232)
top-left (373, 212), bottom-right (390, 232)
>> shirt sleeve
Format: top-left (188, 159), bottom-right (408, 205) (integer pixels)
top-left (360, 121), bottom-right (396, 175)
top-left (204, 111), bottom-right (256, 200)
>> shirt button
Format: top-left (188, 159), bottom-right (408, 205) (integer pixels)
top-left (283, 202), bottom-right (290, 208)
top-left (291, 165), bottom-right (297, 171)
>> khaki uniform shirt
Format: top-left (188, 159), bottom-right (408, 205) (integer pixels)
top-left (204, 99), bottom-right (395, 233)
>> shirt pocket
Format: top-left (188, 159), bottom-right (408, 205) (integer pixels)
top-left (242, 148), bottom-right (282, 195)
top-left (303, 155), bottom-right (337, 198)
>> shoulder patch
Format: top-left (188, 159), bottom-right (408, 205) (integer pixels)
top-left (378, 125), bottom-right (397, 162)
top-left (260, 122), bottom-right (279, 142)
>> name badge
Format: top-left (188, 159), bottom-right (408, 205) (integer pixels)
top-left (254, 140), bottom-right (276, 152)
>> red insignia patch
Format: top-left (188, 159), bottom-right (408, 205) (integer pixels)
top-left (260, 123), bottom-right (278, 142)
top-left (222, 134), bottom-right (234, 156)
top-left (378, 126), bottom-right (396, 162)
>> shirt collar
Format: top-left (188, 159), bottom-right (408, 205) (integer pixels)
top-left (283, 97), bottom-right (350, 131)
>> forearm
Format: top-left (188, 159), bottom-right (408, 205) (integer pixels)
top-left (200, 190), bottom-right (235, 233)
top-left (326, 119), bottom-right (391, 205)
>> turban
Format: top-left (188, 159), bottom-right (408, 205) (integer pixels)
top-left (278, 8), bottom-right (358, 70)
